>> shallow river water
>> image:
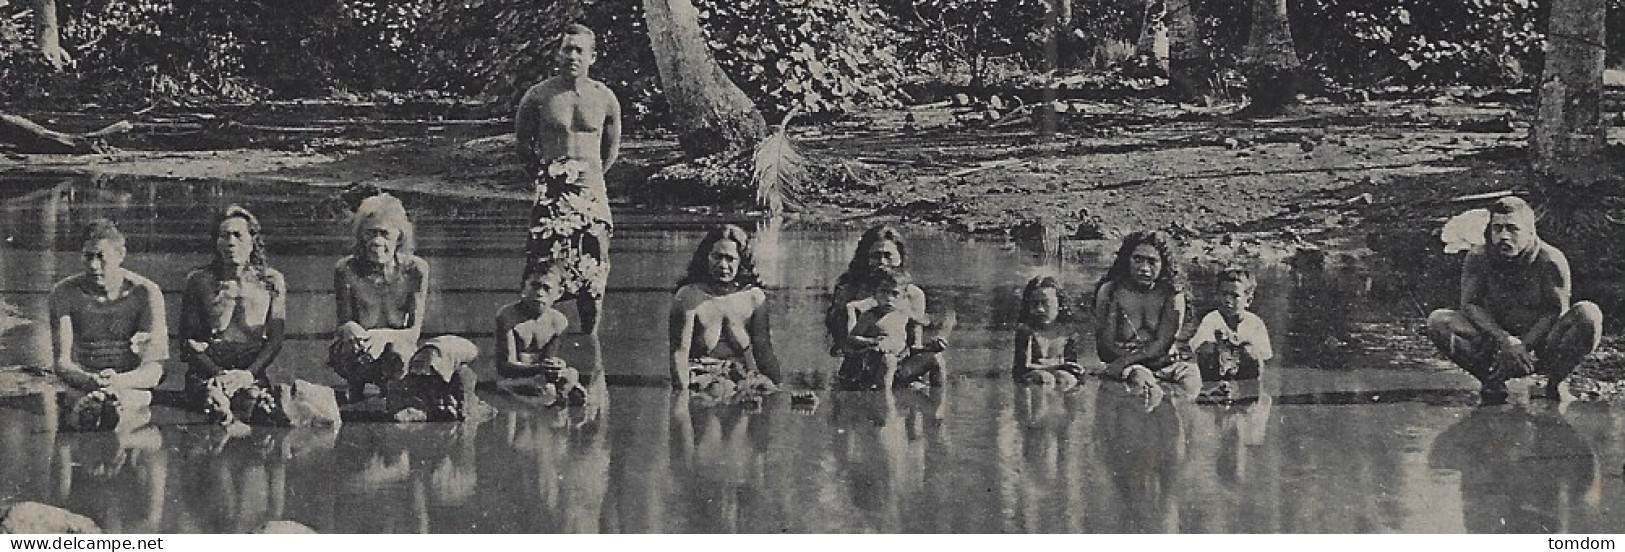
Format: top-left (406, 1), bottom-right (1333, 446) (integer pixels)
top-left (0, 174), bottom-right (1619, 533)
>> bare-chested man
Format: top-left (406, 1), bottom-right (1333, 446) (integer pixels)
top-left (515, 23), bottom-right (622, 334)
top-left (1426, 196), bottom-right (1604, 404)
top-left (1093, 231), bottom-right (1202, 399)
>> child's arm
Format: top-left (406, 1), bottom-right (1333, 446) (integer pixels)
top-left (844, 302), bottom-right (879, 350)
top-left (494, 307), bottom-right (525, 372)
top-left (1062, 334), bottom-right (1082, 368)
top-left (1239, 314), bottom-right (1274, 363)
top-left (1013, 326), bottom-right (1038, 372)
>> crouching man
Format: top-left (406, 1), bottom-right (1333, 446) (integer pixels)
top-left (1426, 197), bottom-right (1604, 404)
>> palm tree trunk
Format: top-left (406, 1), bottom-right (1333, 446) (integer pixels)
top-left (1531, 0), bottom-right (1607, 173)
top-left (642, 0), bottom-right (767, 157)
top-left (1038, 0), bottom-right (1072, 136)
top-left (1244, 0), bottom-right (1300, 114)
top-left (1166, 0), bottom-right (1213, 102)
top-left (1136, 0), bottom-right (1169, 73)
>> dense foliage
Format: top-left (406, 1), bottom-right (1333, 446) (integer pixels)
top-left (3, 0), bottom-right (1624, 110)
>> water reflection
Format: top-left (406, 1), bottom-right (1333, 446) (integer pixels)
top-left (1094, 382), bottom-right (1191, 533)
top-left (1428, 406), bottom-right (1601, 533)
top-left (0, 173), bottom-right (1622, 533)
top-left (50, 407), bottom-right (167, 533)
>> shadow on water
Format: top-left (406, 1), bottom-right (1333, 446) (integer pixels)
top-left (0, 171), bottom-right (1622, 533)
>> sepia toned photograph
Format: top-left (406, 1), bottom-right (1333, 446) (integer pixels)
top-left (0, 0), bottom-right (1622, 536)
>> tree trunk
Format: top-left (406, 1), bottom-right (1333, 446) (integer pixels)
top-left (32, 0), bottom-right (73, 71)
top-left (1243, 0), bottom-right (1300, 114)
top-left (1166, 0), bottom-right (1213, 102)
top-left (642, 0), bottom-right (767, 157)
top-left (1531, 0), bottom-right (1607, 173)
top-left (1037, 0), bottom-right (1072, 136)
top-left (1135, 0), bottom-right (1169, 73)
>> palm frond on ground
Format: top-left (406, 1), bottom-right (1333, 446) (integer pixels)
top-left (753, 109), bottom-right (807, 215)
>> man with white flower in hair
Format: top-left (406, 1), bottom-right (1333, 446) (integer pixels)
top-left (515, 23), bottom-right (622, 334)
top-left (1426, 196), bottom-right (1604, 404)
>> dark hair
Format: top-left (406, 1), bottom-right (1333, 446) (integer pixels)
top-left (521, 259), bottom-right (549, 288)
top-left (869, 266), bottom-right (911, 293)
top-left (1094, 230), bottom-right (1184, 307)
top-left (208, 205), bottom-right (271, 284)
top-left (78, 218), bottom-right (125, 247)
top-left (1216, 266), bottom-right (1256, 295)
top-left (836, 225), bottom-right (908, 290)
top-left (678, 225), bottom-right (762, 290)
top-left (1018, 275), bottom-right (1072, 326)
top-left (561, 23), bottom-right (596, 47)
top-left (1483, 195), bottom-right (1537, 242)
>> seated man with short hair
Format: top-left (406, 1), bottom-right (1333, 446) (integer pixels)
top-left (1426, 197), bottom-right (1604, 404)
top-left (49, 219), bottom-right (168, 430)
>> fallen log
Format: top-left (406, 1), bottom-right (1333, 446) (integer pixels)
top-left (1, 113), bottom-right (132, 154)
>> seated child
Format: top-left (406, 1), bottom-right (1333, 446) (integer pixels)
top-left (493, 264), bottom-right (585, 406)
top-left (1014, 276), bottom-right (1084, 387)
top-left (386, 335), bottom-right (484, 421)
top-left (839, 267), bottom-right (921, 390)
top-left (1191, 268), bottom-right (1273, 397)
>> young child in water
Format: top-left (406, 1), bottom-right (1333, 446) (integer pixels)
top-left (493, 263), bottom-right (584, 406)
top-left (1191, 268), bottom-right (1273, 398)
top-left (1014, 275), bottom-right (1084, 387)
top-left (839, 267), bottom-right (915, 390)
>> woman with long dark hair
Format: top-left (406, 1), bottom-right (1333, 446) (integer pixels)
top-left (668, 225), bottom-right (781, 389)
top-left (179, 205), bottom-right (287, 420)
top-left (1091, 231), bottom-right (1200, 396)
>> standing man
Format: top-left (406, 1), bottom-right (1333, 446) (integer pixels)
top-left (1426, 197), bottom-right (1604, 404)
top-left (516, 23), bottom-right (622, 334)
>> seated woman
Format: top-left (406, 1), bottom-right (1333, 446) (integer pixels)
top-left (329, 193), bottom-right (429, 402)
top-left (668, 225), bottom-right (781, 395)
top-left (1092, 231), bottom-right (1201, 397)
top-left (826, 225), bottom-right (947, 388)
top-left (49, 219), bottom-right (168, 429)
top-left (179, 205), bottom-right (287, 423)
